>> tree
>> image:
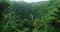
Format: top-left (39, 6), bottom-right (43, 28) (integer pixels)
top-left (49, 0), bottom-right (60, 32)
top-left (0, 0), bottom-right (9, 32)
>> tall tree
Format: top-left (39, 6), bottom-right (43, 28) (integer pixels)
top-left (49, 0), bottom-right (60, 32)
top-left (0, 0), bottom-right (9, 31)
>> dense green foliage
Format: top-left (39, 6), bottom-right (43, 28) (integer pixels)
top-left (0, 0), bottom-right (60, 32)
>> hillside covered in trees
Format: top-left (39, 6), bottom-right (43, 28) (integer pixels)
top-left (0, 0), bottom-right (60, 32)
